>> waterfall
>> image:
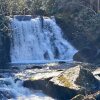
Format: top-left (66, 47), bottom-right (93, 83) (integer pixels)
top-left (10, 16), bottom-right (77, 63)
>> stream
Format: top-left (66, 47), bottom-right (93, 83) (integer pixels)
top-left (0, 70), bottom-right (55, 100)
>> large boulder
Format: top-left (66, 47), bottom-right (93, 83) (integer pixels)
top-left (23, 64), bottom-right (99, 100)
top-left (50, 65), bottom-right (99, 94)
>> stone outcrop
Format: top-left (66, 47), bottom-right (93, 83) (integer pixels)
top-left (23, 64), bottom-right (100, 100)
top-left (50, 65), bottom-right (99, 94)
top-left (73, 47), bottom-right (97, 63)
top-left (71, 94), bottom-right (84, 100)
top-left (0, 15), bottom-right (10, 68)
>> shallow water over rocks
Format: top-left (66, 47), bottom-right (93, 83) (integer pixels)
top-left (0, 70), bottom-right (55, 100)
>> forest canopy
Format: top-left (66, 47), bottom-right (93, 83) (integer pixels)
top-left (0, 0), bottom-right (100, 16)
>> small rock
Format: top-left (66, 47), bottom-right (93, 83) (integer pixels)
top-left (71, 94), bottom-right (84, 100)
top-left (84, 97), bottom-right (96, 100)
top-left (94, 91), bottom-right (100, 100)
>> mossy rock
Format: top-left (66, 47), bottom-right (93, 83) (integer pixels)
top-left (58, 75), bottom-right (73, 87)
top-left (50, 65), bottom-right (99, 94)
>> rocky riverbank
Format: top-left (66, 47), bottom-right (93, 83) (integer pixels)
top-left (0, 62), bottom-right (99, 100)
top-left (12, 62), bottom-right (100, 100)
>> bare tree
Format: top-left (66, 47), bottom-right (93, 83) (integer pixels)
top-left (97, 0), bottom-right (100, 12)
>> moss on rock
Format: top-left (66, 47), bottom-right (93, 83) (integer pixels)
top-left (58, 75), bottom-right (73, 88)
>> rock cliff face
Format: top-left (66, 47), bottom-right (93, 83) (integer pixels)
top-left (0, 16), bottom-right (10, 68)
top-left (0, 32), bottom-right (10, 68)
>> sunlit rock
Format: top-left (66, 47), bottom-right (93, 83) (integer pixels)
top-left (51, 65), bottom-right (99, 93)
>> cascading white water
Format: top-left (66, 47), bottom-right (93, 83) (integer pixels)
top-left (10, 16), bottom-right (77, 63)
top-left (0, 76), bottom-right (54, 100)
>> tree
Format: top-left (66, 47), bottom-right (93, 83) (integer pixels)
top-left (97, 0), bottom-right (100, 12)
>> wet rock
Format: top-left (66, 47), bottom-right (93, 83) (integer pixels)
top-left (58, 61), bottom-right (66, 64)
top-left (14, 78), bottom-right (21, 83)
top-left (84, 97), bottom-right (96, 100)
top-left (0, 74), bottom-right (4, 78)
top-left (93, 68), bottom-right (100, 81)
top-left (14, 15), bottom-right (32, 21)
top-left (71, 94), bottom-right (84, 100)
top-left (0, 90), bottom-right (15, 99)
top-left (23, 68), bottom-right (76, 100)
top-left (0, 79), bottom-right (11, 86)
top-left (73, 47), bottom-right (97, 63)
top-left (94, 91), bottom-right (100, 100)
top-left (73, 91), bottom-right (100, 100)
top-left (23, 78), bottom-right (77, 100)
top-left (30, 66), bottom-right (42, 69)
top-left (23, 64), bottom-right (99, 100)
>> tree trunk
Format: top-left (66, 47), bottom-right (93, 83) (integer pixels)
top-left (97, 0), bottom-right (100, 12)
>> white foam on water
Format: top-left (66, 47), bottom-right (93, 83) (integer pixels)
top-left (0, 77), bottom-right (55, 100)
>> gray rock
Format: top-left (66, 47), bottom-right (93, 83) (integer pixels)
top-left (73, 47), bottom-right (97, 63)
top-left (71, 94), bottom-right (84, 100)
top-left (50, 65), bottom-right (99, 94)
top-left (23, 64), bottom-right (99, 100)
